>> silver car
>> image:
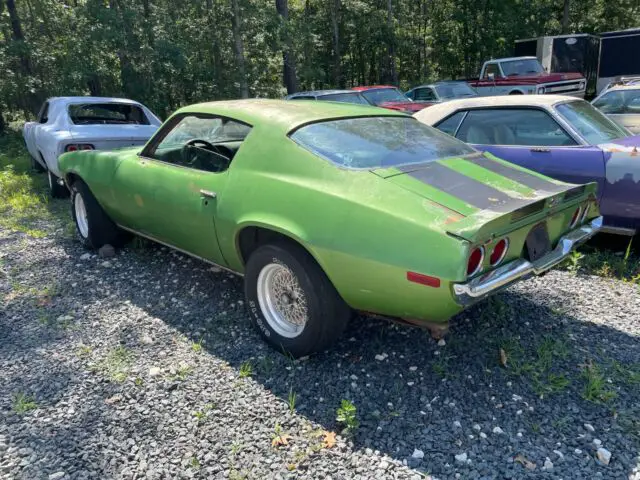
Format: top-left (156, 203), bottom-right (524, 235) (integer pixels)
top-left (592, 85), bottom-right (640, 134)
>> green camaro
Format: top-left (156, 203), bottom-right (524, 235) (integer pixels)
top-left (59, 99), bottom-right (602, 357)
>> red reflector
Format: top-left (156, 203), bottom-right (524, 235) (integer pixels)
top-left (66, 145), bottom-right (78, 152)
top-left (467, 247), bottom-right (484, 276)
top-left (81, 144), bottom-right (93, 150)
top-left (407, 272), bottom-right (441, 288)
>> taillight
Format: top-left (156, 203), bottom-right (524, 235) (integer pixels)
top-left (569, 206), bottom-right (582, 228)
top-left (489, 238), bottom-right (509, 266)
top-left (467, 247), bottom-right (484, 277)
top-left (65, 144), bottom-right (94, 152)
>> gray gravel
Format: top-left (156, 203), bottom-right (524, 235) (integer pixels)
top-left (1, 221), bottom-right (639, 480)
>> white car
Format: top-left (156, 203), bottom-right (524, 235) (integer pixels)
top-left (23, 97), bottom-right (161, 197)
top-left (592, 85), bottom-right (640, 134)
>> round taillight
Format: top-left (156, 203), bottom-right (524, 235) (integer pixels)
top-left (467, 246), bottom-right (484, 277)
top-left (490, 238), bottom-right (509, 266)
top-left (569, 206), bottom-right (582, 228)
top-left (66, 144), bottom-right (78, 152)
top-left (81, 144), bottom-right (93, 150)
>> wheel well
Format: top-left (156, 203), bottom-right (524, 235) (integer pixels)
top-left (238, 226), bottom-right (306, 265)
top-left (65, 172), bottom-right (79, 187)
top-left (508, 90), bottom-right (524, 95)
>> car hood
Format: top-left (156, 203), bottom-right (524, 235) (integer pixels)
top-left (378, 101), bottom-right (432, 112)
top-left (371, 152), bottom-right (596, 241)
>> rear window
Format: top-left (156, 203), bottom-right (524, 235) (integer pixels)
top-left (321, 93), bottom-right (369, 105)
top-left (290, 116), bottom-right (475, 169)
top-left (69, 103), bottom-right (150, 125)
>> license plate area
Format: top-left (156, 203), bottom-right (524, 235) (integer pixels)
top-left (525, 223), bottom-right (551, 262)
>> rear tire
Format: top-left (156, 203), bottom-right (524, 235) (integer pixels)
top-left (48, 170), bottom-right (69, 198)
top-left (244, 242), bottom-right (350, 358)
top-left (71, 179), bottom-right (123, 249)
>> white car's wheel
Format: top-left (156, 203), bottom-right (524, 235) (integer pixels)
top-left (48, 170), bottom-right (68, 198)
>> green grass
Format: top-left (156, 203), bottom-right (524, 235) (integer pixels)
top-left (191, 336), bottom-right (204, 354)
top-left (287, 388), bottom-right (297, 413)
top-left (12, 392), bottom-right (37, 414)
top-left (239, 361), bottom-right (252, 378)
top-left (97, 346), bottom-right (133, 383)
top-left (0, 129), bottom-right (66, 238)
top-left (563, 240), bottom-right (640, 282)
top-left (582, 363), bottom-right (617, 403)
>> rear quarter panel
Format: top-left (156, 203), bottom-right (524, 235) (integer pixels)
top-left (217, 124), bottom-right (468, 321)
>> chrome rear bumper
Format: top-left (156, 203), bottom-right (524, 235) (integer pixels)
top-left (453, 216), bottom-right (603, 306)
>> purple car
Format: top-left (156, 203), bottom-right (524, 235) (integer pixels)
top-left (415, 95), bottom-right (640, 235)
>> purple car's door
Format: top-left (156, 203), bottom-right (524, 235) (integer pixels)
top-left (477, 145), bottom-right (606, 200)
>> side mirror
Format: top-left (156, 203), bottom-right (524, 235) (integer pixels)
top-left (487, 73), bottom-right (495, 82)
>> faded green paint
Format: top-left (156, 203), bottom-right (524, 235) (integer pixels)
top-left (59, 100), bottom-right (599, 324)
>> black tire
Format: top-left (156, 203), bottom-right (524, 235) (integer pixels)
top-left (70, 179), bottom-right (123, 249)
top-left (48, 169), bottom-right (69, 198)
top-left (244, 242), bottom-right (351, 358)
top-left (30, 154), bottom-right (46, 173)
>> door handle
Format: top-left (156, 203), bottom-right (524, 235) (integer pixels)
top-left (200, 189), bottom-right (217, 199)
top-left (530, 148), bottom-right (551, 153)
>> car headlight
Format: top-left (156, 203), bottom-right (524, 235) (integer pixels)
top-left (579, 81), bottom-right (586, 90)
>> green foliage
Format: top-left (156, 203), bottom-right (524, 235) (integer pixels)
top-left (581, 362), bottom-right (617, 403)
top-left (1, 0), bottom-right (637, 130)
top-left (239, 360), bottom-right (253, 378)
top-left (336, 399), bottom-right (359, 434)
top-left (12, 392), bottom-right (37, 414)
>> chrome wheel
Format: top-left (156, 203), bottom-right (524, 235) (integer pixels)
top-left (256, 263), bottom-right (308, 338)
top-left (74, 192), bottom-right (89, 239)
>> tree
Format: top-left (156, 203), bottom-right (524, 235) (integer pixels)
top-left (276, 0), bottom-right (297, 93)
top-left (562, 0), bottom-right (571, 33)
top-left (230, 0), bottom-right (249, 98)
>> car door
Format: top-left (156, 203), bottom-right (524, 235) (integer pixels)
top-left (443, 107), bottom-right (606, 198)
top-left (111, 113), bottom-right (251, 266)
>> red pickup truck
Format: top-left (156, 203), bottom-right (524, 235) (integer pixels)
top-left (468, 57), bottom-right (586, 97)
top-left (351, 86), bottom-right (433, 113)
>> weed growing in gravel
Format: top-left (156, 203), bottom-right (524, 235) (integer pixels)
top-left (171, 364), bottom-right (193, 381)
top-left (230, 441), bottom-right (243, 455)
top-left (336, 399), bottom-right (359, 435)
top-left (76, 345), bottom-right (92, 357)
top-left (288, 388), bottom-right (297, 413)
top-left (134, 377), bottom-right (144, 386)
top-left (611, 360), bottom-right (640, 386)
top-left (191, 336), bottom-right (204, 354)
top-left (568, 240), bottom-right (640, 281)
top-left (581, 363), bottom-right (617, 403)
top-left (99, 346), bottom-right (133, 383)
top-left (239, 361), bottom-right (252, 378)
top-left (564, 250), bottom-right (584, 274)
top-left (257, 356), bottom-right (275, 376)
top-left (12, 392), bottom-right (37, 414)
top-left (193, 403), bottom-right (215, 423)
top-left (189, 456), bottom-right (200, 469)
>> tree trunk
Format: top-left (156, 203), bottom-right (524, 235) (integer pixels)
top-left (330, 0), bottom-right (342, 87)
top-left (561, 0), bottom-right (570, 34)
top-left (230, 0), bottom-right (248, 98)
top-left (0, 106), bottom-right (6, 135)
top-left (385, 0), bottom-right (397, 84)
top-left (276, 0), bottom-right (297, 94)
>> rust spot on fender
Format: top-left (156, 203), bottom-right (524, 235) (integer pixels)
top-left (134, 194), bottom-right (144, 208)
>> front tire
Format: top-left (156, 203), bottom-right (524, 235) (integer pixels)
top-left (244, 242), bottom-right (351, 358)
top-left (71, 179), bottom-right (122, 249)
top-left (48, 170), bottom-right (69, 198)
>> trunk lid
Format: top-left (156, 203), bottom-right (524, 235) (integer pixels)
top-left (379, 101), bottom-right (433, 113)
top-left (68, 124), bottom-right (158, 150)
top-left (373, 152), bottom-right (597, 242)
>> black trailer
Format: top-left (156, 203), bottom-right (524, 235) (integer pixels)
top-left (514, 28), bottom-right (640, 97)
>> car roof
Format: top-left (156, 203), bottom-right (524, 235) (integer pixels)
top-left (48, 96), bottom-right (143, 105)
top-left (287, 89), bottom-right (359, 98)
top-left (486, 56), bottom-right (538, 62)
top-left (414, 95), bottom-right (579, 123)
top-left (601, 85), bottom-right (640, 92)
top-left (408, 81), bottom-right (471, 89)
top-left (351, 85), bottom-right (397, 91)
top-left (178, 99), bottom-right (404, 132)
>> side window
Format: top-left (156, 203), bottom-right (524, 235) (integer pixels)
top-left (435, 111), bottom-right (466, 136)
top-left (414, 88), bottom-right (437, 102)
top-left (594, 90), bottom-right (640, 114)
top-left (483, 63), bottom-right (499, 79)
top-left (38, 102), bottom-right (49, 123)
top-left (457, 109), bottom-right (577, 146)
top-left (145, 114), bottom-right (252, 173)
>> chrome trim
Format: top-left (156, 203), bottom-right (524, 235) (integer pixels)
top-left (453, 216), bottom-right (603, 305)
top-left (599, 225), bottom-right (636, 236)
top-left (116, 224), bottom-right (243, 277)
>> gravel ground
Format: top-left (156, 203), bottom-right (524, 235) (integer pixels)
top-left (1, 220), bottom-right (639, 480)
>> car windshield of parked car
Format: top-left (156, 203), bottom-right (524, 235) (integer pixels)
top-left (435, 83), bottom-right (477, 99)
top-left (555, 100), bottom-right (629, 144)
top-left (290, 116), bottom-right (475, 169)
top-left (593, 89), bottom-right (640, 114)
top-left (159, 116), bottom-right (251, 147)
top-left (360, 88), bottom-right (411, 105)
top-left (500, 59), bottom-right (544, 76)
top-left (69, 103), bottom-right (150, 125)
top-left (321, 93), bottom-right (369, 105)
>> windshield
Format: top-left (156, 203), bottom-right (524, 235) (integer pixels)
top-left (593, 89), bottom-right (640, 114)
top-left (555, 100), bottom-right (629, 144)
top-left (435, 83), bottom-right (478, 99)
top-left (69, 103), bottom-right (149, 125)
top-left (290, 116), bottom-right (475, 169)
top-left (360, 88), bottom-right (411, 105)
top-left (500, 59), bottom-right (544, 76)
top-left (322, 93), bottom-right (369, 105)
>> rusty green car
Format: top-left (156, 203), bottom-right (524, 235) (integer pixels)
top-left (59, 99), bottom-right (602, 357)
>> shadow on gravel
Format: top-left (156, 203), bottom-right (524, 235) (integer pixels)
top-left (116, 243), bottom-right (640, 478)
